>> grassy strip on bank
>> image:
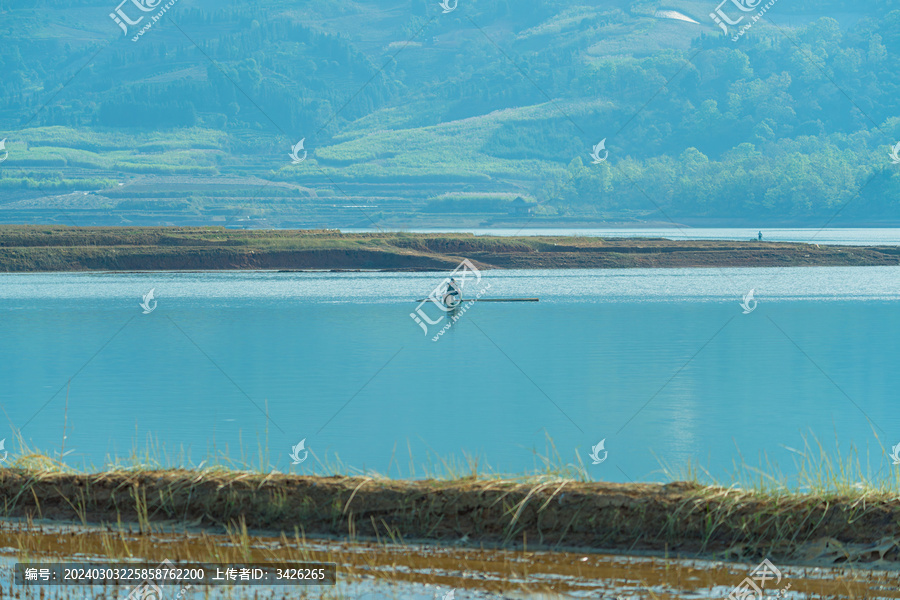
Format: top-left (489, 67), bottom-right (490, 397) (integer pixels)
top-left (1, 431), bottom-right (899, 567)
top-left (1, 225), bottom-right (900, 272)
top-left (2, 463), bottom-right (899, 566)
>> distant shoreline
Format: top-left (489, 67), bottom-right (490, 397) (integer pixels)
top-left (1, 225), bottom-right (899, 272)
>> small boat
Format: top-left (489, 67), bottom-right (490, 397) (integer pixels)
top-left (416, 291), bottom-right (539, 306)
top-left (415, 278), bottom-right (539, 307)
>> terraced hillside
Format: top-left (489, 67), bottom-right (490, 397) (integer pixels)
top-left (0, 0), bottom-right (896, 226)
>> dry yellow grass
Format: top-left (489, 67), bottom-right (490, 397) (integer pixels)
top-left (0, 465), bottom-right (899, 568)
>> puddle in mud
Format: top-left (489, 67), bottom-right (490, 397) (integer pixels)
top-left (0, 521), bottom-right (898, 599)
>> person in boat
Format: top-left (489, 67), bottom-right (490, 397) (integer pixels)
top-left (444, 277), bottom-right (461, 302)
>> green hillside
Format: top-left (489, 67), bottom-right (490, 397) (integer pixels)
top-left (1, 0), bottom-right (900, 226)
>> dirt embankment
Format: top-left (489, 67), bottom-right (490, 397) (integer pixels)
top-left (3, 471), bottom-right (900, 566)
top-left (0, 246), bottom-right (458, 272)
top-left (1, 226), bottom-right (899, 271)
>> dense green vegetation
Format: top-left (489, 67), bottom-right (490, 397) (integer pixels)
top-left (1, 0), bottom-right (900, 225)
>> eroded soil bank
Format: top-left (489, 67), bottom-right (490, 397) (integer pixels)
top-left (1, 226), bottom-right (898, 271)
top-left (2, 471), bottom-right (899, 568)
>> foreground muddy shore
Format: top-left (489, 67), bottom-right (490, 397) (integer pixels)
top-left (3, 471), bottom-right (899, 568)
top-left (1, 225), bottom-right (899, 271)
top-left (5, 521), bottom-right (900, 599)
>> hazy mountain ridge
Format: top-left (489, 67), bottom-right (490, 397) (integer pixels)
top-left (1, 0), bottom-right (900, 227)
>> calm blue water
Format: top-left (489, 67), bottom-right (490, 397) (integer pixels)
top-left (1, 267), bottom-right (899, 484)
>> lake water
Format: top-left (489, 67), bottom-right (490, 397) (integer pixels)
top-left (1, 267), bottom-right (899, 485)
top-left (342, 227), bottom-right (900, 246)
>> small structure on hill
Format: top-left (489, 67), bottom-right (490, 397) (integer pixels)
top-left (509, 197), bottom-right (533, 216)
